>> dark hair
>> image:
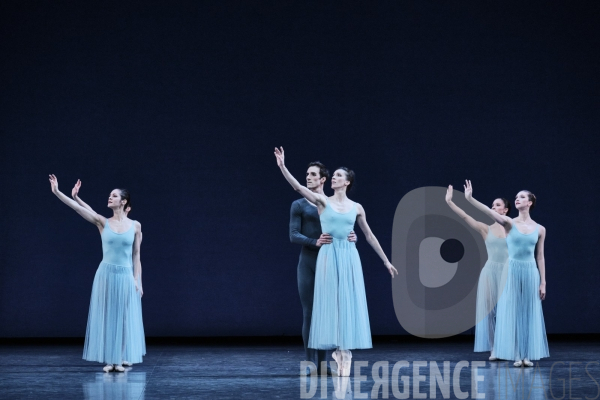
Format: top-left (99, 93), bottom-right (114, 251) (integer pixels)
top-left (336, 167), bottom-right (355, 192)
top-left (307, 161), bottom-right (329, 181)
top-left (499, 198), bottom-right (512, 216)
top-left (117, 188), bottom-right (131, 211)
top-left (522, 190), bottom-right (536, 211)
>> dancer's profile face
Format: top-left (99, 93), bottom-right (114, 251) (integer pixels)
top-left (107, 189), bottom-right (125, 209)
top-left (331, 169), bottom-right (349, 190)
top-left (514, 191), bottom-right (532, 210)
top-left (491, 198), bottom-right (508, 216)
top-left (305, 166), bottom-right (325, 189)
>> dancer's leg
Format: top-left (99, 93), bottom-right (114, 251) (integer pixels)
top-left (297, 255), bottom-right (324, 367)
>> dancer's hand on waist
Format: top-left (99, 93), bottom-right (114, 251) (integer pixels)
top-left (347, 231), bottom-right (357, 242)
top-left (316, 233), bottom-right (333, 247)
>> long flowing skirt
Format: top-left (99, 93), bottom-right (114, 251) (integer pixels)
top-left (83, 262), bottom-right (146, 364)
top-left (308, 239), bottom-right (372, 350)
top-left (494, 260), bottom-right (549, 361)
top-left (474, 260), bottom-right (506, 352)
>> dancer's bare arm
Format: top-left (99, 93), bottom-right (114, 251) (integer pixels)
top-left (464, 180), bottom-right (512, 227)
top-left (274, 147), bottom-right (326, 209)
top-left (71, 179), bottom-right (96, 213)
top-left (133, 221), bottom-right (143, 297)
top-left (536, 225), bottom-right (546, 300)
top-left (356, 203), bottom-right (398, 277)
top-left (445, 185), bottom-right (488, 237)
top-left (49, 175), bottom-right (106, 228)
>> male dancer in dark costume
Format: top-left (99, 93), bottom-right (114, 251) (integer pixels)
top-left (290, 162), bottom-right (356, 375)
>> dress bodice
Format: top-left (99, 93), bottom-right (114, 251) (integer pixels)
top-left (101, 220), bottom-right (135, 266)
top-left (485, 226), bottom-right (509, 263)
top-left (319, 200), bottom-right (357, 240)
top-left (507, 224), bottom-right (539, 262)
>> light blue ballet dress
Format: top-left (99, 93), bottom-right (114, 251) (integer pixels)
top-left (83, 220), bottom-right (146, 365)
top-left (308, 201), bottom-right (372, 350)
top-left (494, 224), bottom-right (549, 361)
top-left (474, 226), bottom-right (508, 352)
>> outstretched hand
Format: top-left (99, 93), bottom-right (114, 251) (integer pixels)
top-left (445, 185), bottom-right (453, 203)
top-left (49, 174), bottom-right (59, 194)
top-left (463, 180), bottom-right (473, 201)
top-left (274, 146), bottom-right (285, 168)
top-left (72, 179), bottom-right (81, 198)
top-left (385, 262), bottom-right (398, 278)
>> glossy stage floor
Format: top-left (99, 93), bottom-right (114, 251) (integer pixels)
top-left (0, 336), bottom-right (598, 400)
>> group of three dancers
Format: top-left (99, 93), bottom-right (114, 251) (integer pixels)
top-left (47, 146), bottom-right (548, 374)
top-left (48, 146), bottom-right (398, 376)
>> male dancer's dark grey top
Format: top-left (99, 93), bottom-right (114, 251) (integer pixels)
top-left (289, 198), bottom-right (326, 368)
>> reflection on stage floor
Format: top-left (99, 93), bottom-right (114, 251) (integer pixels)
top-left (0, 338), bottom-right (598, 399)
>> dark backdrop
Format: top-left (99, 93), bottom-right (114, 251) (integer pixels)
top-left (1, 1), bottom-right (598, 337)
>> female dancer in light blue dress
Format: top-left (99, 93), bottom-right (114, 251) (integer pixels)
top-left (464, 180), bottom-right (549, 367)
top-left (274, 147), bottom-right (398, 376)
top-left (445, 185), bottom-right (509, 360)
top-left (49, 175), bottom-right (146, 372)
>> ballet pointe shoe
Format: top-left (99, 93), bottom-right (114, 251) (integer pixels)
top-left (114, 364), bottom-right (125, 372)
top-left (489, 350), bottom-right (498, 361)
top-left (122, 361), bottom-right (132, 367)
top-left (523, 359), bottom-right (534, 367)
top-left (103, 364), bottom-right (114, 372)
top-left (332, 351), bottom-right (343, 377)
top-left (513, 360), bottom-right (523, 367)
top-left (341, 350), bottom-right (352, 377)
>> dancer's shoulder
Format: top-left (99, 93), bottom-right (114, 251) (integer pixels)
top-left (291, 198), bottom-right (307, 209)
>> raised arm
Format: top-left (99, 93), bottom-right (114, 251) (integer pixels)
top-left (72, 179), bottom-right (96, 213)
top-left (536, 225), bottom-right (546, 300)
top-left (274, 147), bottom-right (326, 208)
top-left (355, 203), bottom-right (398, 277)
top-left (445, 185), bottom-right (488, 237)
top-left (464, 180), bottom-right (511, 227)
top-left (132, 221), bottom-right (143, 297)
top-left (49, 175), bottom-right (105, 228)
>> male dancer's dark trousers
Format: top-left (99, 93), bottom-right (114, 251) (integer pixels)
top-left (297, 247), bottom-right (326, 369)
